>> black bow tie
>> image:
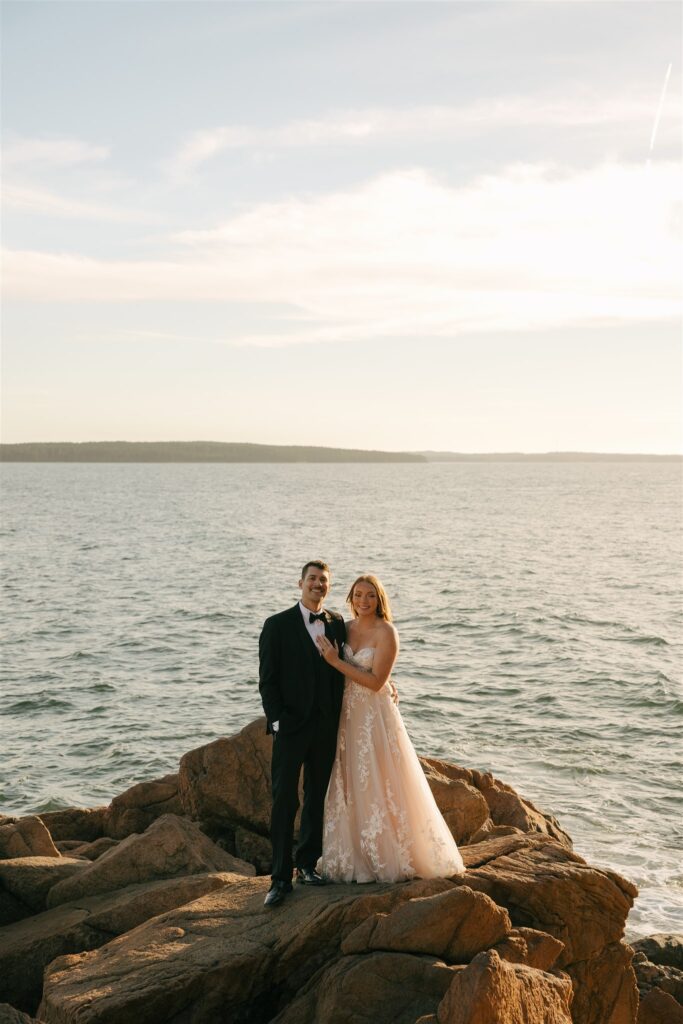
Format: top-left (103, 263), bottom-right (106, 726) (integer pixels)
top-left (309, 612), bottom-right (326, 623)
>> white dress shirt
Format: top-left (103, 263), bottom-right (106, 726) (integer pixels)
top-left (299, 600), bottom-right (327, 646)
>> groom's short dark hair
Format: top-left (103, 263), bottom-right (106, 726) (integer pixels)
top-left (300, 559), bottom-right (330, 580)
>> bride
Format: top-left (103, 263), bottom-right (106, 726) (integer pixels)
top-left (315, 574), bottom-right (465, 883)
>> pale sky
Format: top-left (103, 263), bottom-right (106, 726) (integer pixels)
top-left (1, 1), bottom-right (681, 452)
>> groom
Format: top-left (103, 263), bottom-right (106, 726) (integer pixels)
top-left (259, 559), bottom-right (346, 907)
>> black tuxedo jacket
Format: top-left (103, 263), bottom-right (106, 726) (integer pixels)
top-left (259, 604), bottom-right (346, 736)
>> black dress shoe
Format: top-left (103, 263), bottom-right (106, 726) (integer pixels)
top-left (264, 880), bottom-right (293, 907)
top-left (295, 867), bottom-right (326, 886)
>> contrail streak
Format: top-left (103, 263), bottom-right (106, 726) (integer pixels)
top-left (648, 62), bottom-right (672, 155)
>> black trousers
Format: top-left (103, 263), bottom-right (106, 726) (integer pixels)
top-left (270, 714), bottom-right (338, 883)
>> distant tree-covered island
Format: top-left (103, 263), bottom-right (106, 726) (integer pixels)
top-left (0, 441), bottom-right (425, 463)
top-left (0, 442), bottom-right (679, 463)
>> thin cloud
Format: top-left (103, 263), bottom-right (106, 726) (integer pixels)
top-left (2, 183), bottom-right (162, 224)
top-left (3, 137), bottom-right (111, 168)
top-left (168, 94), bottom-right (679, 178)
top-left (4, 163), bottom-right (681, 343)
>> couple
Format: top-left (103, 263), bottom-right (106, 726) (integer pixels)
top-left (258, 559), bottom-right (465, 908)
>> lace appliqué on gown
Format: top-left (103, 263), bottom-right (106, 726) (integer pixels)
top-left (322, 644), bottom-right (465, 883)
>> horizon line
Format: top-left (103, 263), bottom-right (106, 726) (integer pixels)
top-left (0, 440), bottom-right (681, 459)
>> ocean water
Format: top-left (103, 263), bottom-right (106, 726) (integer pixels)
top-left (1, 461), bottom-right (681, 938)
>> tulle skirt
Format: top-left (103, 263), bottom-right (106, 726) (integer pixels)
top-left (322, 665), bottom-right (465, 883)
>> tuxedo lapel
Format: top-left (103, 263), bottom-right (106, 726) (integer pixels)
top-left (290, 603), bottom-right (312, 650)
top-left (290, 603), bottom-right (321, 674)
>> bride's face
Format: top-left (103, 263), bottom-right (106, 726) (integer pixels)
top-left (352, 582), bottom-right (378, 618)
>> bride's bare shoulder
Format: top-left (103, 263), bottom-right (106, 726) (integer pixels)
top-left (378, 621), bottom-right (399, 645)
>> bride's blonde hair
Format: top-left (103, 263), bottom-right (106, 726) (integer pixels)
top-left (346, 574), bottom-right (393, 622)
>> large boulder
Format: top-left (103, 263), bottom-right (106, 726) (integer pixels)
top-left (419, 761), bottom-right (490, 844)
top-left (0, 817), bottom-right (60, 860)
top-left (0, 857), bottom-right (88, 918)
top-left (45, 814), bottom-right (254, 908)
top-left (638, 987), bottom-right (683, 1024)
top-left (38, 807), bottom-right (106, 843)
top-left (0, 872), bottom-right (244, 1014)
top-left (567, 941), bottom-right (639, 1024)
top-left (178, 717), bottom-right (275, 832)
top-left (0, 1006), bottom-right (42, 1024)
top-left (456, 833), bottom-right (638, 1023)
top-left (0, 888), bottom-right (29, 928)
top-left (492, 927), bottom-right (565, 972)
top-left (234, 826), bottom-right (273, 875)
top-left (632, 949), bottom-right (683, 1004)
top-left (273, 952), bottom-right (459, 1024)
top-left (632, 933), bottom-right (683, 969)
top-left (421, 757), bottom-right (573, 849)
top-left (68, 837), bottom-right (119, 861)
top-left (457, 833), bottom-right (636, 966)
top-left (103, 774), bottom-right (183, 839)
top-left (436, 948), bottom-right (573, 1024)
top-left (341, 885), bottom-right (511, 962)
top-left (469, 821), bottom-right (524, 844)
top-left (271, 877), bottom-right (455, 987)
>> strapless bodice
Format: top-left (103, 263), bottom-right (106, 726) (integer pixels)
top-left (342, 643), bottom-right (375, 669)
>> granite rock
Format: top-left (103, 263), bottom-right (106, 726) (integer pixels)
top-left (38, 807), bottom-right (106, 843)
top-left (178, 717), bottom-right (277, 833)
top-left (457, 833), bottom-right (636, 965)
top-left (420, 756), bottom-right (573, 849)
top-left (0, 872), bottom-right (244, 1014)
top-left (637, 986), bottom-right (683, 1024)
top-left (0, 817), bottom-right (60, 860)
top-left (273, 951), bottom-right (459, 1024)
top-left (0, 1005), bottom-right (42, 1024)
top-left (103, 774), bottom-right (183, 839)
top-left (566, 941), bottom-right (639, 1024)
top-left (435, 948), bottom-right (573, 1024)
top-left (0, 857), bottom-right (88, 916)
top-left (45, 814), bottom-right (254, 908)
top-left (69, 837), bottom-right (119, 861)
top-left (492, 926), bottom-right (565, 972)
top-left (632, 933), bottom-right (683, 969)
top-left (341, 884), bottom-right (511, 963)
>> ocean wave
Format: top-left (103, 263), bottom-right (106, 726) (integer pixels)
top-left (5, 696), bottom-right (74, 713)
top-left (610, 633), bottom-right (670, 646)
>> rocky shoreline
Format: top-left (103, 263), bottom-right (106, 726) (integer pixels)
top-left (1, 717), bottom-right (681, 1023)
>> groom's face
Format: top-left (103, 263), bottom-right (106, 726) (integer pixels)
top-left (299, 567), bottom-right (330, 609)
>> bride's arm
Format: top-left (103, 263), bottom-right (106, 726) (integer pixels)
top-left (316, 626), bottom-right (399, 692)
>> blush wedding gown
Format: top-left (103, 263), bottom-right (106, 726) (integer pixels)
top-left (321, 643), bottom-right (465, 883)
